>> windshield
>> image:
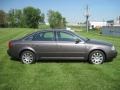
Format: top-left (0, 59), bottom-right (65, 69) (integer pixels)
top-left (73, 32), bottom-right (88, 41)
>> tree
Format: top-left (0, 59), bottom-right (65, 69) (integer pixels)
top-left (23, 7), bottom-right (43, 28)
top-left (14, 9), bottom-right (24, 27)
top-left (7, 9), bottom-right (22, 27)
top-left (0, 10), bottom-right (7, 27)
top-left (47, 10), bottom-right (66, 29)
top-left (1, 7), bottom-right (45, 28)
top-left (61, 17), bottom-right (66, 28)
top-left (8, 9), bottom-right (15, 27)
top-left (40, 13), bottom-right (45, 23)
top-left (7, 7), bottom-right (44, 28)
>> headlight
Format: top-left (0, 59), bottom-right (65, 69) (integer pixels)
top-left (111, 46), bottom-right (115, 50)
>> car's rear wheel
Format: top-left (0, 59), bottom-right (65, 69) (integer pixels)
top-left (89, 50), bottom-right (105, 64)
top-left (21, 51), bottom-right (35, 64)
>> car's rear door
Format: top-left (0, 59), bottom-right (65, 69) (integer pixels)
top-left (34, 31), bottom-right (58, 57)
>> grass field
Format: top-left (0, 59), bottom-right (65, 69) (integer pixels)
top-left (0, 28), bottom-right (120, 90)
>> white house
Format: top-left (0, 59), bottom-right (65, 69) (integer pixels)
top-left (114, 16), bottom-right (120, 26)
top-left (90, 21), bottom-right (107, 29)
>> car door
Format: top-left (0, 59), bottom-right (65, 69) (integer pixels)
top-left (56, 31), bottom-right (86, 58)
top-left (35, 31), bottom-right (58, 57)
top-left (24, 31), bottom-right (57, 57)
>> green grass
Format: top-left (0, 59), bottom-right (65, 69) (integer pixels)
top-left (0, 28), bottom-right (120, 90)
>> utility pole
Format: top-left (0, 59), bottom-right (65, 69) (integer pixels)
top-left (85, 5), bottom-right (90, 32)
top-left (118, 16), bottom-right (120, 24)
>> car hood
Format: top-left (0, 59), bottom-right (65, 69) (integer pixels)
top-left (86, 39), bottom-right (112, 46)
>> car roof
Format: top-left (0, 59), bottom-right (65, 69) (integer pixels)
top-left (26, 29), bottom-right (69, 37)
top-left (36, 29), bottom-right (69, 33)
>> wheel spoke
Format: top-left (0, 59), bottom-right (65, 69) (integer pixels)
top-left (91, 51), bottom-right (104, 64)
top-left (22, 52), bottom-right (34, 64)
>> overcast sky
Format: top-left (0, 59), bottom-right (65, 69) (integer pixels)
top-left (0, 0), bottom-right (120, 24)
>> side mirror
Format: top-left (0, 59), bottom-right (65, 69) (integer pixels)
top-left (75, 39), bottom-right (80, 44)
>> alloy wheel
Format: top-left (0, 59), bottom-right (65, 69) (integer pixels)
top-left (89, 50), bottom-right (105, 64)
top-left (21, 51), bottom-right (35, 64)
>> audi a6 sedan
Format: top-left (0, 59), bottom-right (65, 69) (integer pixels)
top-left (7, 29), bottom-right (117, 64)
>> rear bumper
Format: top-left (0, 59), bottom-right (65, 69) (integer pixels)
top-left (7, 49), bottom-right (18, 58)
top-left (7, 49), bottom-right (11, 56)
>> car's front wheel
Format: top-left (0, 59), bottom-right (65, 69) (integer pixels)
top-left (89, 50), bottom-right (105, 64)
top-left (21, 51), bottom-right (35, 64)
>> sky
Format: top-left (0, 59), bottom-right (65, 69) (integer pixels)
top-left (0, 0), bottom-right (120, 24)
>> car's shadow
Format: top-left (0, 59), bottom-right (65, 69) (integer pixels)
top-left (10, 57), bottom-right (87, 63)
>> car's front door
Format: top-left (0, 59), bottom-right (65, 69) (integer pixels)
top-left (56, 31), bottom-right (86, 59)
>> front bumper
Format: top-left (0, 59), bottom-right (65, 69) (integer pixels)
top-left (107, 50), bottom-right (117, 60)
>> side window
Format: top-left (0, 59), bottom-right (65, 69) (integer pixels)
top-left (32, 33), bottom-right (42, 41)
top-left (42, 31), bottom-right (54, 41)
top-left (24, 31), bottom-right (54, 41)
top-left (24, 33), bottom-right (42, 41)
top-left (24, 34), bottom-right (34, 41)
top-left (57, 31), bottom-right (77, 41)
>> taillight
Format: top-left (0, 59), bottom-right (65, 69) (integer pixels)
top-left (8, 41), bottom-right (13, 48)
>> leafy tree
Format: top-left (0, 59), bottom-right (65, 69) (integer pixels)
top-left (0, 10), bottom-right (7, 27)
top-left (8, 9), bottom-right (24, 27)
top-left (61, 17), bottom-right (66, 28)
top-left (7, 7), bottom-right (45, 28)
top-left (47, 10), bottom-right (66, 29)
top-left (40, 13), bottom-right (45, 23)
top-left (23, 7), bottom-right (43, 28)
top-left (8, 9), bottom-right (16, 27)
top-left (7, 9), bottom-right (22, 27)
top-left (14, 9), bottom-right (24, 27)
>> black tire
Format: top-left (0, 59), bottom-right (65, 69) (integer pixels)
top-left (21, 51), bottom-right (35, 64)
top-left (89, 50), bottom-right (105, 64)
